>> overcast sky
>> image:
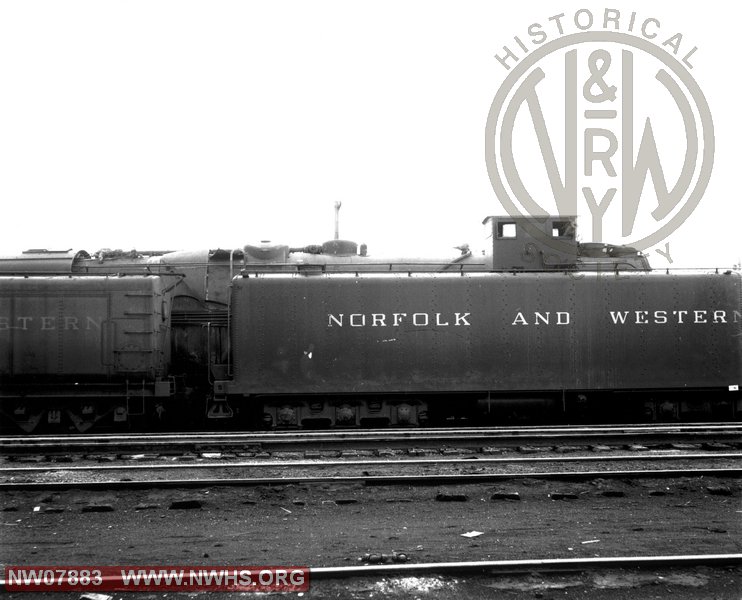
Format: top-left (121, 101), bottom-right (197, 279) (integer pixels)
top-left (0, 1), bottom-right (737, 268)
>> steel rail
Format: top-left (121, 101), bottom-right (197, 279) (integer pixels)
top-left (1, 423), bottom-right (740, 450)
top-left (4, 422), bottom-right (740, 440)
top-left (1, 467), bottom-right (739, 491)
top-left (2, 452), bottom-right (741, 474)
top-left (308, 553), bottom-right (742, 579)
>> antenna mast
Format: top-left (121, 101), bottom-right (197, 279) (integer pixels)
top-left (334, 201), bottom-right (342, 240)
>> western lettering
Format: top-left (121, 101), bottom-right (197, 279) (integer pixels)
top-left (610, 311), bottom-right (629, 324)
top-left (0, 315), bottom-right (102, 331)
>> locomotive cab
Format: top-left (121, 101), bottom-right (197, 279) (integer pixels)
top-left (484, 215), bottom-right (579, 270)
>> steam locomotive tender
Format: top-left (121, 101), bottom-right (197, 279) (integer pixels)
top-left (0, 215), bottom-right (739, 432)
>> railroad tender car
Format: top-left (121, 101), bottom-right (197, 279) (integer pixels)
top-left (226, 268), bottom-right (740, 427)
top-left (0, 215), bottom-right (739, 431)
top-left (0, 275), bottom-right (173, 431)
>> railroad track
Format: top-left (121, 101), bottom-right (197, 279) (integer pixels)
top-left (2, 423), bottom-right (741, 455)
top-left (2, 464), bottom-right (740, 491)
top-left (3, 439), bottom-right (741, 486)
top-left (3, 450), bottom-right (741, 472)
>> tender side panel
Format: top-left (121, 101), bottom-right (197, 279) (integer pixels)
top-left (0, 294), bottom-right (109, 375)
top-left (577, 272), bottom-right (741, 390)
top-left (229, 272), bottom-right (741, 395)
top-left (0, 277), bottom-right (170, 379)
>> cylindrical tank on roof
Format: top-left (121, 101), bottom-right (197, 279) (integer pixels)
top-left (0, 250), bottom-right (91, 273)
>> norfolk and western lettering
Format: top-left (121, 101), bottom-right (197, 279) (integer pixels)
top-left (326, 309), bottom-right (740, 327)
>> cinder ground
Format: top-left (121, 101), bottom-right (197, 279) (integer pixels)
top-left (2, 476), bottom-right (740, 598)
